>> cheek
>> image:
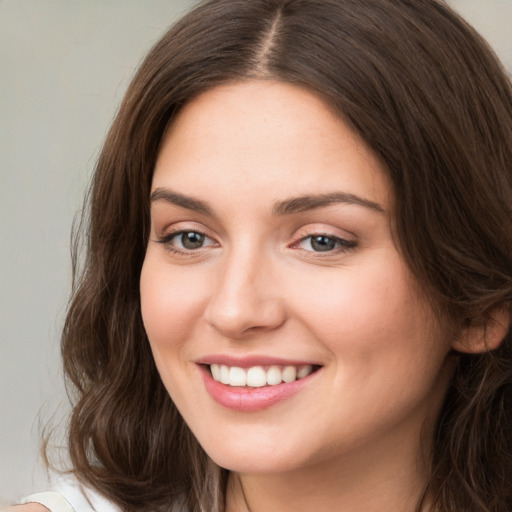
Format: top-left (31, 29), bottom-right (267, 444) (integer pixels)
top-left (139, 255), bottom-right (209, 354)
top-left (290, 249), bottom-right (448, 374)
top-left (291, 253), bottom-right (415, 338)
top-left (286, 254), bottom-right (452, 449)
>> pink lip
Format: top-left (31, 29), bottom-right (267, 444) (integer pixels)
top-left (197, 362), bottom-right (321, 412)
top-left (195, 354), bottom-right (321, 368)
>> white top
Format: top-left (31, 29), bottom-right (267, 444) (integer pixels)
top-left (19, 477), bottom-right (121, 512)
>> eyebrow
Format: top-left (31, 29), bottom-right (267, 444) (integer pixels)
top-left (272, 192), bottom-right (385, 215)
top-left (150, 188), bottom-right (384, 216)
top-left (150, 188), bottom-right (214, 216)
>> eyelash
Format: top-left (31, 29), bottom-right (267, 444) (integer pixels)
top-left (156, 228), bottom-right (217, 255)
top-left (156, 228), bottom-right (357, 257)
top-left (291, 233), bottom-right (357, 254)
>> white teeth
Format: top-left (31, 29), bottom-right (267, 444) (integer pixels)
top-left (229, 367), bottom-right (247, 387)
top-left (211, 363), bottom-right (221, 381)
top-left (209, 363), bottom-right (316, 387)
top-left (247, 366), bottom-right (267, 387)
top-left (220, 365), bottom-right (230, 385)
top-left (297, 364), bottom-right (313, 379)
top-left (266, 365), bottom-right (282, 385)
top-left (282, 365), bottom-right (297, 383)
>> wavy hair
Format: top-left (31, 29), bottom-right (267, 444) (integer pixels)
top-left (56, 1), bottom-right (512, 510)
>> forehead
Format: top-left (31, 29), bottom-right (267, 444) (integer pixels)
top-left (153, 80), bottom-right (392, 213)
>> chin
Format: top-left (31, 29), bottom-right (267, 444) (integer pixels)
top-left (199, 435), bottom-right (309, 474)
top-left (211, 453), bottom-right (305, 475)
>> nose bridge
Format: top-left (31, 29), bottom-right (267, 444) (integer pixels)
top-left (205, 238), bottom-right (285, 338)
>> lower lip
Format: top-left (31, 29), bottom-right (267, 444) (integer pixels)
top-left (199, 365), bottom-right (319, 412)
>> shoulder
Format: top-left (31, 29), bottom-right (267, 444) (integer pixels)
top-left (16, 476), bottom-right (121, 512)
top-left (15, 490), bottom-right (75, 512)
top-left (3, 506), bottom-right (49, 512)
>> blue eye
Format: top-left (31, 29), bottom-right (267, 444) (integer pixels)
top-left (298, 235), bottom-right (356, 253)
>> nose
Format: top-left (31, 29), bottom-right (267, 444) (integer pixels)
top-left (205, 248), bottom-right (286, 339)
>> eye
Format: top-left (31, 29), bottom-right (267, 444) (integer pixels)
top-left (178, 231), bottom-right (206, 249)
top-left (158, 230), bottom-right (216, 252)
top-left (295, 234), bottom-right (356, 253)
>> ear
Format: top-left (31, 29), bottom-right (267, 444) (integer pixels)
top-left (452, 306), bottom-right (510, 354)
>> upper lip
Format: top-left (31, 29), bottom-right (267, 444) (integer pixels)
top-left (195, 354), bottom-right (322, 368)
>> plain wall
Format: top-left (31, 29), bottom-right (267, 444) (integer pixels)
top-left (1, 0), bottom-right (511, 505)
top-left (0, 1), bottom-right (196, 504)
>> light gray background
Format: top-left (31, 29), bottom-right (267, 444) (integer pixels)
top-left (1, 0), bottom-right (511, 506)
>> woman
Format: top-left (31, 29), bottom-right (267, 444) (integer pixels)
top-left (15, 0), bottom-right (512, 511)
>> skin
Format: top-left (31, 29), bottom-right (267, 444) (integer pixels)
top-left (7, 506), bottom-right (47, 511)
top-left (140, 80), bottom-right (456, 512)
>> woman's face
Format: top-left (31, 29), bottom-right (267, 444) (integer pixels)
top-left (140, 80), bottom-right (454, 474)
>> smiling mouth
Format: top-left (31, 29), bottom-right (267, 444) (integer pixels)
top-left (207, 363), bottom-right (321, 388)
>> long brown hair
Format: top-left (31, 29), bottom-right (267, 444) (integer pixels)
top-left (58, 1), bottom-right (512, 510)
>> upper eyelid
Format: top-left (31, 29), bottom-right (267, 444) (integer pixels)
top-left (296, 233), bottom-right (352, 242)
top-left (291, 223), bottom-right (357, 241)
top-left (292, 233), bottom-right (357, 247)
top-left (159, 227), bottom-right (214, 242)
top-left (154, 221), bottom-right (357, 244)
top-left (157, 222), bottom-right (214, 238)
